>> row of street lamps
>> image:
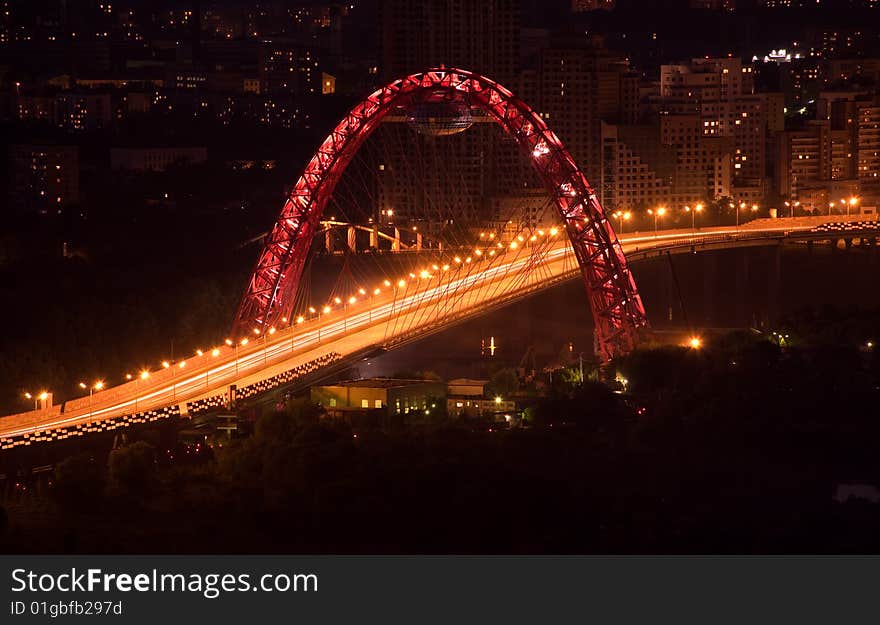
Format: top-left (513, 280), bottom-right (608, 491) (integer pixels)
top-left (24, 329), bottom-right (279, 417)
top-left (612, 201), bottom-right (768, 234)
top-left (612, 196), bottom-right (861, 235)
top-left (613, 203), bottom-right (707, 234)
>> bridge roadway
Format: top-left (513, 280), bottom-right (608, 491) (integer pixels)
top-left (2, 216), bottom-right (878, 446)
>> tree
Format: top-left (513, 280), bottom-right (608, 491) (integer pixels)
top-left (487, 368), bottom-right (518, 397)
top-left (108, 441), bottom-right (156, 497)
top-left (52, 452), bottom-right (106, 510)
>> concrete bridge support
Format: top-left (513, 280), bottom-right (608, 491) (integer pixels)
top-left (767, 245), bottom-right (782, 328)
top-left (666, 260), bottom-right (675, 323)
top-left (703, 252), bottom-right (717, 325)
top-left (347, 226), bottom-right (357, 253)
top-left (735, 251), bottom-right (749, 327)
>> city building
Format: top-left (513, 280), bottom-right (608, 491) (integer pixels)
top-left (660, 58), bottom-right (774, 182)
top-left (259, 39), bottom-right (320, 95)
top-left (571, 0), bottom-right (616, 10)
top-left (311, 378), bottom-right (446, 412)
top-left (311, 378), bottom-right (447, 426)
top-left (775, 120), bottom-right (833, 206)
top-left (857, 95), bottom-right (880, 201)
top-left (447, 378), bottom-right (516, 419)
top-left (110, 147), bottom-right (208, 172)
top-left (379, 0), bottom-right (520, 85)
top-left (54, 91), bottom-right (113, 131)
top-left (776, 91), bottom-right (880, 207)
top-left (8, 144), bottom-right (79, 214)
top-left (376, 0), bottom-right (523, 230)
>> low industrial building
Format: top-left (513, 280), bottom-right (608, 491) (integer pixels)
top-left (447, 378), bottom-right (516, 419)
top-left (310, 377), bottom-right (517, 427)
top-left (311, 378), bottom-right (446, 426)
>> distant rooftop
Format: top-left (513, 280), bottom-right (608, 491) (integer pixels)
top-left (328, 378), bottom-right (442, 389)
top-left (447, 378), bottom-right (489, 386)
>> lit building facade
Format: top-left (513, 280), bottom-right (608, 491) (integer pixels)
top-left (9, 144), bottom-right (79, 214)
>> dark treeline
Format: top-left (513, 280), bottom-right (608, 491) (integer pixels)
top-left (2, 313), bottom-right (879, 554)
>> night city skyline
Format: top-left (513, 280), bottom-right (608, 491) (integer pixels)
top-left (0, 0), bottom-right (879, 557)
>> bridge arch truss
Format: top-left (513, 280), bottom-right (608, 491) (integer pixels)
top-left (233, 67), bottom-right (648, 361)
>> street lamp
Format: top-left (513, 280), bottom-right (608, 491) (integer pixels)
top-left (647, 206), bottom-right (666, 233)
top-left (612, 210), bottom-right (632, 235)
top-left (79, 380), bottom-right (104, 419)
top-left (134, 370), bottom-right (149, 412)
top-left (23, 391), bottom-right (47, 411)
top-left (684, 203), bottom-right (703, 234)
top-left (737, 202), bottom-right (747, 227)
top-left (848, 196), bottom-right (859, 216)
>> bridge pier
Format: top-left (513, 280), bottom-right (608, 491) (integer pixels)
top-left (392, 227), bottom-right (401, 252)
top-left (370, 225), bottom-right (379, 250)
top-left (325, 229), bottom-right (333, 254)
top-left (735, 250), bottom-right (749, 327)
top-left (347, 226), bottom-right (357, 253)
top-left (703, 252), bottom-right (717, 325)
top-left (766, 244), bottom-right (781, 328)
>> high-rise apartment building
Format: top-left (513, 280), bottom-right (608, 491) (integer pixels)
top-left (776, 120), bottom-right (832, 201)
top-left (660, 58), bottom-right (774, 184)
top-left (259, 40), bottom-right (320, 95)
top-left (538, 35), bottom-right (640, 190)
top-left (9, 144), bottom-right (79, 214)
top-left (858, 96), bottom-right (880, 200)
top-left (379, 0), bottom-right (519, 85)
top-left (376, 0), bottom-right (522, 227)
top-left (571, 0), bottom-right (616, 10)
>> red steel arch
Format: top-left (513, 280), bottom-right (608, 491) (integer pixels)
top-left (234, 68), bottom-right (648, 361)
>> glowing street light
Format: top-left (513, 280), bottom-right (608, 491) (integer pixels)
top-left (612, 210), bottom-right (632, 234)
top-left (23, 391), bottom-right (45, 410)
top-left (688, 336), bottom-right (703, 349)
top-left (684, 203), bottom-right (703, 233)
top-left (135, 370), bottom-right (149, 412)
top-left (736, 202), bottom-right (747, 227)
top-left (647, 206), bottom-right (666, 233)
top-left (848, 196), bottom-right (859, 216)
top-left (79, 380), bottom-right (105, 419)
